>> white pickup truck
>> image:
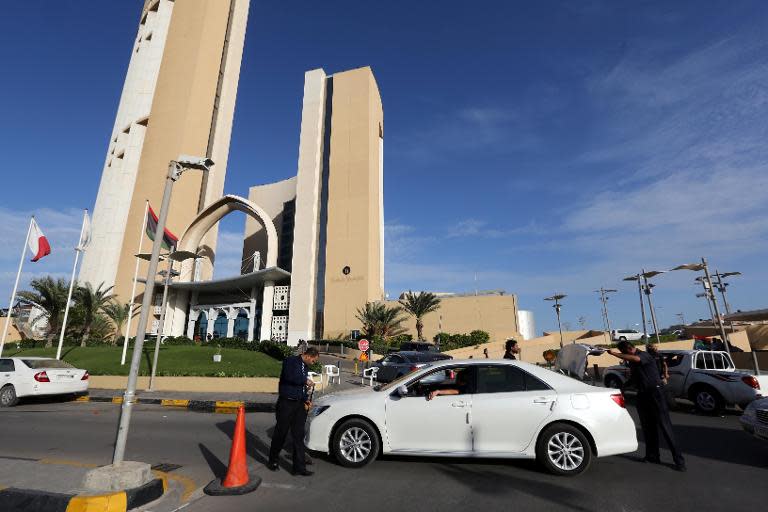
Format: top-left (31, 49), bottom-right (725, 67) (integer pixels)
top-left (603, 350), bottom-right (767, 413)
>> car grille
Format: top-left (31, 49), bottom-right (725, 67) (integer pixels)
top-left (757, 409), bottom-right (768, 424)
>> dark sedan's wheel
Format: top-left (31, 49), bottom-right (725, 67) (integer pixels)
top-left (0, 385), bottom-right (18, 407)
top-left (331, 418), bottom-right (380, 468)
top-left (536, 423), bottom-right (592, 476)
top-left (604, 375), bottom-right (623, 390)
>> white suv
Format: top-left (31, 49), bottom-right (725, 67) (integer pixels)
top-left (611, 329), bottom-right (647, 342)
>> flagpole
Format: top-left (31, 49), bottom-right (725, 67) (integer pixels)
top-left (121, 200), bottom-right (149, 365)
top-left (0, 217), bottom-right (34, 357)
top-left (56, 210), bottom-right (88, 360)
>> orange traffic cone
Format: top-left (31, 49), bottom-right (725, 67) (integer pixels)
top-left (204, 406), bottom-right (262, 496)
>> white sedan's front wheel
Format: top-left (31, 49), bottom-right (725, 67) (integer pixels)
top-left (0, 385), bottom-right (18, 407)
top-left (331, 418), bottom-right (380, 468)
top-left (536, 423), bottom-right (592, 476)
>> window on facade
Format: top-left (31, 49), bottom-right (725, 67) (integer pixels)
top-left (233, 310), bottom-right (249, 340)
top-left (213, 312), bottom-right (228, 339)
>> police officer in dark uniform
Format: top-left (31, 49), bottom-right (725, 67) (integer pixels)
top-left (607, 341), bottom-right (686, 471)
top-left (267, 347), bottom-right (319, 476)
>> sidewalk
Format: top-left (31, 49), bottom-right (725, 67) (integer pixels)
top-left (0, 457), bottom-right (167, 512)
top-left (82, 359), bottom-right (367, 413)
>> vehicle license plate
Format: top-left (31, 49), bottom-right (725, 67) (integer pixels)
top-left (755, 425), bottom-right (768, 439)
top-left (58, 375), bottom-right (74, 380)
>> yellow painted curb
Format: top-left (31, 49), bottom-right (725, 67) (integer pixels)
top-left (75, 396), bottom-right (90, 402)
top-left (111, 397), bottom-right (123, 404)
top-left (66, 491), bottom-right (127, 512)
top-left (214, 400), bottom-right (245, 408)
top-left (39, 458), bottom-right (98, 469)
top-left (152, 469), bottom-right (197, 503)
top-left (160, 399), bottom-right (189, 407)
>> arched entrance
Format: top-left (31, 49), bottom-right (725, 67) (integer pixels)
top-left (194, 311), bottom-right (208, 341)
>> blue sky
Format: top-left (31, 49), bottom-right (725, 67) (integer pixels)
top-left (2, 1), bottom-right (768, 336)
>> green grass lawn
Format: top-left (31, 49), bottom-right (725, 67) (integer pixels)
top-left (3, 345), bottom-right (282, 378)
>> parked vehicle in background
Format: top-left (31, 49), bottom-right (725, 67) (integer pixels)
top-left (305, 359), bottom-right (638, 476)
top-left (740, 397), bottom-right (768, 441)
top-left (611, 329), bottom-right (647, 341)
top-left (0, 357), bottom-right (89, 407)
top-left (396, 341), bottom-right (440, 353)
top-left (373, 351), bottom-right (452, 383)
top-left (554, 343), bottom-right (605, 381)
top-left (603, 350), bottom-right (767, 413)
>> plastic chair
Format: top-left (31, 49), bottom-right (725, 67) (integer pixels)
top-left (308, 371), bottom-right (323, 387)
top-left (362, 367), bottom-right (379, 386)
top-left (324, 364), bottom-right (341, 385)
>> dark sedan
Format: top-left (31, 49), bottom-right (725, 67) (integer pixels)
top-left (372, 351), bottom-right (452, 383)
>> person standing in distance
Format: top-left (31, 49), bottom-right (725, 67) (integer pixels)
top-left (607, 341), bottom-right (686, 471)
top-left (267, 347), bottom-right (319, 476)
top-left (503, 339), bottom-right (520, 360)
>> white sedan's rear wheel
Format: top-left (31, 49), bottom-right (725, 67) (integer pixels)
top-left (331, 418), bottom-right (380, 468)
top-left (0, 385), bottom-right (18, 407)
top-left (536, 423), bottom-right (592, 476)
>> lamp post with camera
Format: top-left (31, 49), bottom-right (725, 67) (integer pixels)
top-left (544, 294), bottom-right (566, 348)
top-left (112, 156), bottom-right (212, 465)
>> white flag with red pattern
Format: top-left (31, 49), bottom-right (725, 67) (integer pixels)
top-left (28, 218), bottom-right (51, 262)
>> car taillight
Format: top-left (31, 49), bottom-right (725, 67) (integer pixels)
top-left (81, 371), bottom-right (89, 381)
top-left (34, 371), bottom-right (50, 383)
top-left (742, 376), bottom-right (760, 390)
top-left (409, 366), bottom-right (419, 372)
top-left (610, 393), bottom-right (625, 408)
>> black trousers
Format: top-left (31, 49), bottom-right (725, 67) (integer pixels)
top-left (636, 387), bottom-right (685, 466)
top-left (268, 397), bottom-right (307, 472)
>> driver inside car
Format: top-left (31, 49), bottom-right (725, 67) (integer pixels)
top-left (426, 369), bottom-right (471, 400)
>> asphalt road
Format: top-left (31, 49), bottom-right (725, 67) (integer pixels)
top-left (1, 397), bottom-right (766, 512)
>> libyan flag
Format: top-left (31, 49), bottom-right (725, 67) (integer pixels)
top-left (146, 205), bottom-right (178, 250)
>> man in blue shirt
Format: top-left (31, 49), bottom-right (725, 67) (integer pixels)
top-left (607, 341), bottom-right (686, 472)
top-left (268, 347), bottom-right (319, 476)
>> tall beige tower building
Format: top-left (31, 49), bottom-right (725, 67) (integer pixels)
top-left (79, 0), bottom-right (250, 323)
top-left (240, 66), bottom-right (384, 343)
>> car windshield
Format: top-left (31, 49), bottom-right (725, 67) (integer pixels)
top-left (21, 359), bottom-right (75, 369)
top-left (376, 364), bottom-right (434, 392)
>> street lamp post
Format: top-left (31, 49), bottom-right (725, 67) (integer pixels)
top-left (594, 288), bottom-right (617, 344)
top-left (148, 258), bottom-right (180, 392)
top-left (544, 294), bottom-right (567, 348)
top-left (623, 274), bottom-right (648, 343)
top-left (112, 156), bottom-right (212, 465)
top-left (640, 270), bottom-right (665, 345)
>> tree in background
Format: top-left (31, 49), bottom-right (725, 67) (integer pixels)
top-left (355, 302), bottom-right (408, 340)
top-left (398, 291), bottom-right (441, 341)
top-left (17, 277), bottom-right (70, 347)
top-left (102, 301), bottom-right (131, 346)
top-left (74, 282), bottom-right (115, 346)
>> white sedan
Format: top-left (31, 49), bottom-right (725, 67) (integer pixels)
top-left (306, 359), bottom-right (637, 476)
top-left (0, 357), bottom-right (89, 407)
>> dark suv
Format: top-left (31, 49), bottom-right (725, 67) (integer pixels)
top-left (373, 351), bottom-right (452, 383)
top-left (396, 342), bottom-right (440, 353)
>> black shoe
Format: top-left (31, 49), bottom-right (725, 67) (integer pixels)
top-left (293, 469), bottom-right (313, 476)
top-left (266, 461), bottom-right (279, 471)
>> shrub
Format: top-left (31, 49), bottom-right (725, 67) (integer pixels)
top-left (433, 330), bottom-right (491, 351)
top-left (162, 336), bottom-right (196, 346)
top-left (259, 340), bottom-right (294, 360)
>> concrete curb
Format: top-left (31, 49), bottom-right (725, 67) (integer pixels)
top-left (0, 477), bottom-right (165, 512)
top-left (75, 395), bottom-right (276, 413)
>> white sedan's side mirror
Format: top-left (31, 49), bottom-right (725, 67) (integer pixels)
top-left (396, 385), bottom-right (408, 397)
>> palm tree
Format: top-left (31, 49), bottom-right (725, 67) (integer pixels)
top-left (75, 282), bottom-right (115, 346)
top-left (17, 276), bottom-right (69, 347)
top-left (355, 302), bottom-right (407, 340)
top-left (102, 301), bottom-right (131, 345)
top-left (398, 291), bottom-right (441, 341)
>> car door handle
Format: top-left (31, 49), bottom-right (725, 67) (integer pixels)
top-left (451, 401), bottom-right (467, 408)
top-left (533, 397), bottom-right (554, 404)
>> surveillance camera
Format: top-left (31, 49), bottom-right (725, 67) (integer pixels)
top-left (176, 154), bottom-right (214, 170)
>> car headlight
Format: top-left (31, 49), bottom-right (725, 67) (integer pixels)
top-left (310, 405), bottom-right (330, 417)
